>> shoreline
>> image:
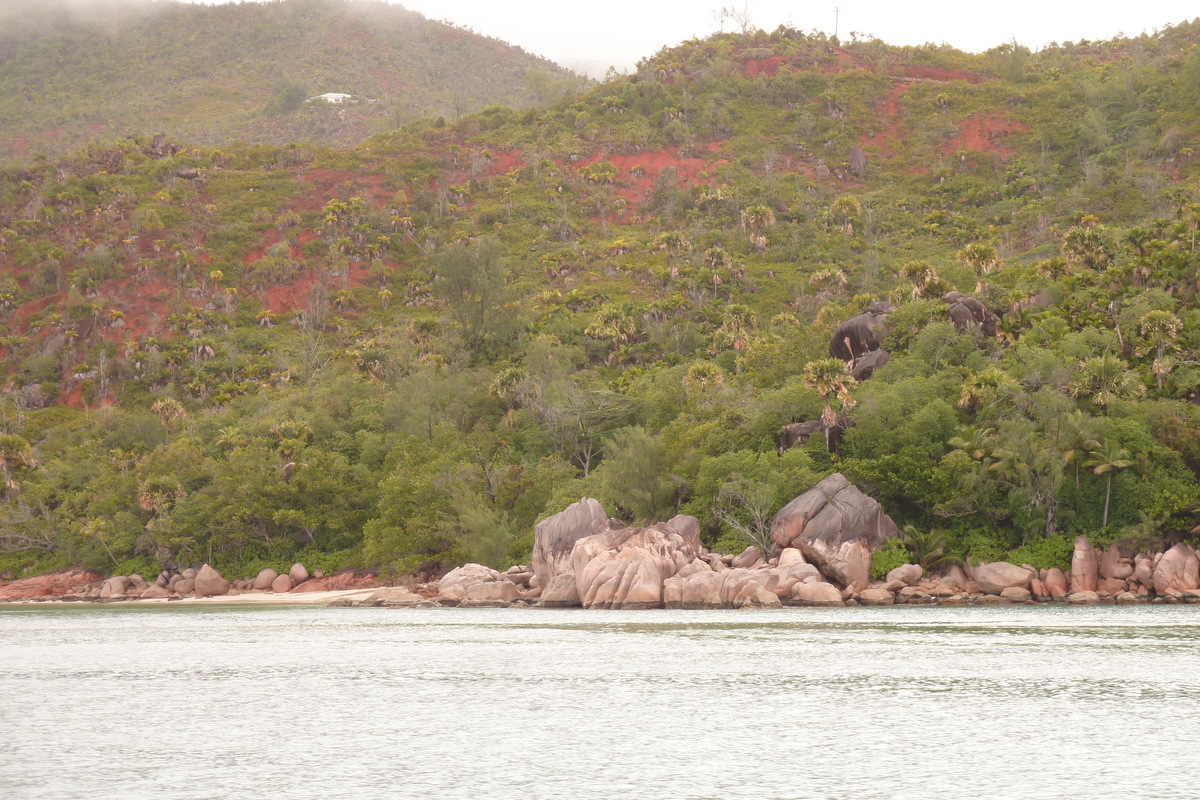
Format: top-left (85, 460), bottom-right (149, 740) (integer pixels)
top-left (3, 590), bottom-right (1198, 609)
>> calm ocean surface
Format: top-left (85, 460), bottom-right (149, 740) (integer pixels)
top-left (1, 604), bottom-right (1198, 799)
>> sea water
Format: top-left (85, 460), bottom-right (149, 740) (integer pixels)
top-left (1, 604), bottom-right (1198, 799)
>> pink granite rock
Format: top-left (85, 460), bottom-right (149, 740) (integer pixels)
top-left (1070, 535), bottom-right (1098, 593)
top-left (974, 562), bottom-right (1033, 594)
top-left (1152, 543), bottom-right (1200, 595)
top-left (769, 474), bottom-right (899, 592)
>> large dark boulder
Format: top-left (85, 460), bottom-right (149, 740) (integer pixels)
top-left (849, 348), bottom-right (890, 381)
top-left (944, 292), bottom-right (1000, 337)
top-left (769, 474), bottom-right (899, 591)
top-left (778, 420), bottom-right (824, 452)
top-left (829, 301), bottom-right (895, 361)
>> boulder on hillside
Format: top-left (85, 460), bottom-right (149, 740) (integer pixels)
top-left (849, 348), bottom-right (891, 381)
top-left (974, 562), bottom-right (1033, 594)
top-left (253, 569), bottom-right (279, 591)
top-left (531, 498), bottom-right (610, 589)
top-left (1070, 535), bottom-right (1099, 593)
top-left (194, 564), bottom-right (230, 597)
top-left (769, 474), bottom-right (899, 591)
top-left (829, 301), bottom-right (895, 361)
top-left (1152, 543), bottom-right (1200, 595)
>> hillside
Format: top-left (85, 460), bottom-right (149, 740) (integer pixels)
top-left (1, 22), bottom-right (1200, 582)
top-left (0, 0), bottom-right (587, 160)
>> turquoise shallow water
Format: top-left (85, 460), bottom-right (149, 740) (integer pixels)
top-left (1, 604), bottom-right (1198, 799)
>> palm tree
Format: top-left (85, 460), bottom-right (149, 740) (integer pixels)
top-left (0, 434), bottom-right (36, 498)
top-left (741, 204), bottom-right (776, 249)
top-left (150, 397), bottom-right (186, 443)
top-left (653, 231), bottom-right (691, 281)
top-left (1084, 438), bottom-right (1133, 529)
top-left (1070, 353), bottom-right (1144, 412)
top-left (1062, 225), bottom-right (1116, 271)
top-left (948, 425), bottom-right (995, 462)
top-left (803, 358), bottom-right (856, 452)
top-left (1138, 310), bottom-right (1181, 391)
top-left (714, 304), bottom-right (758, 360)
top-left (959, 242), bottom-right (999, 292)
top-left (958, 367), bottom-right (1016, 413)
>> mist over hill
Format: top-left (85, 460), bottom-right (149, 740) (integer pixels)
top-left (0, 0), bottom-right (588, 160)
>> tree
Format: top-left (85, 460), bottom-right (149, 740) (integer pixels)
top-left (594, 426), bottom-right (674, 522)
top-left (0, 434), bottom-right (35, 498)
top-left (1084, 438), bottom-right (1133, 529)
top-left (432, 237), bottom-right (521, 355)
top-left (802, 358), bottom-right (856, 452)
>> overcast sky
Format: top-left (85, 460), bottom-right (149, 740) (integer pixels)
top-left (185, 1), bottom-right (1200, 77)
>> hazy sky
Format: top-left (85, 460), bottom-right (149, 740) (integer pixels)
top-left (183, 1), bottom-right (1200, 77)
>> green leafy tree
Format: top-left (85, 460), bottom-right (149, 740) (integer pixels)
top-left (432, 237), bottom-right (522, 356)
top-left (0, 434), bottom-right (36, 498)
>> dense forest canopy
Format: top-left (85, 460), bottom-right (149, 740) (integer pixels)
top-left (2, 17), bottom-right (1200, 580)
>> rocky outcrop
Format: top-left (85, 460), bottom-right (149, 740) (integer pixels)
top-left (0, 570), bottom-right (104, 600)
top-left (664, 565), bottom-right (782, 609)
top-left (194, 564), bottom-right (230, 597)
top-left (571, 523), bottom-right (703, 609)
top-left (436, 563), bottom-right (525, 606)
top-left (531, 497), bottom-right (611, 589)
top-left (769, 474), bottom-right (899, 591)
top-left (974, 562), bottom-right (1033, 594)
top-left (291, 571), bottom-right (381, 593)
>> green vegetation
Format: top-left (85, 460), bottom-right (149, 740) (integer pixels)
top-left (2, 21), bottom-right (1200, 581)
